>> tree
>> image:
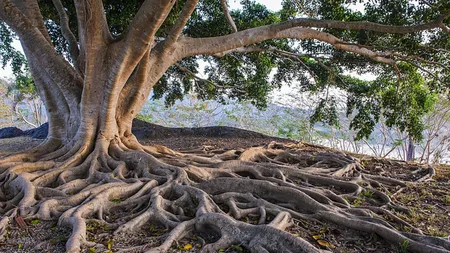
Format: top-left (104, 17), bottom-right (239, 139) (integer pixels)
top-left (0, 78), bottom-right (14, 128)
top-left (419, 99), bottom-right (450, 163)
top-left (6, 71), bottom-right (47, 127)
top-left (0, 0), bottom-right (450, 252)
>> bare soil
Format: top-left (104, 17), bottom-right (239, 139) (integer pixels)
top-left (0, 127), bottom-right (449, 253)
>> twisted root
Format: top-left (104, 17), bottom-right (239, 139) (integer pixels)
top-left (0, 139), bottom-right (447, 253)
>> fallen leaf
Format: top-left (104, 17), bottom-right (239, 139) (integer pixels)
top-left (107, 240), bottom-right (113, 250)
top-left (312, 235), bottom-right (322, 240)
top-left (182, 243), bottom-right (193, 250)
top-left (317, 240), bottom-right (336, 249)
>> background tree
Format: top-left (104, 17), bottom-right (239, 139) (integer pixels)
top-left (0, 77), bottom-right (14, 128)
top-left (7, 71), bottom-right (46, 127)
top-left (419, 99), bottom-right (450, 163)
top-left (0, 0), bottom-right (449, 252)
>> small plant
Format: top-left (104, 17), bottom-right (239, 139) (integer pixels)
top-left (444, 195), bottom-right (450, 204)
top-left (30, 219), bottom-right (40, 225)
top-left (357, 181), bottom-right (368, 186)
top-left (110, 198), bottom-right (121, 204)
top-left (352, 198), bottom-right (363, 207)
top-left (360, 189), bottom-right (374, 198)
top-left (398, 240), bottom-right (409, 253)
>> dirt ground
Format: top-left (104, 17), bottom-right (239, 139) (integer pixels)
top-left (0, 133), bottom-right (449, 253)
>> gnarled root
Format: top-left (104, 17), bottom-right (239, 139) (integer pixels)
top-left (0, 139), bottom-right (446, 253)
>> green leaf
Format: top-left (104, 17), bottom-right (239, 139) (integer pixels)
top-left (232, 245), bottom-right (244, 252)
top-left (107, 240), bottom-right (113, 250)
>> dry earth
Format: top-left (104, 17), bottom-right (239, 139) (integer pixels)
top-left (0, 130), bottom-right (449, 253)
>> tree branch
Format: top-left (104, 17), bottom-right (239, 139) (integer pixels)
top-left (177, 12), bottom-right (449, 60)
top-left (220, 0), bottom-right (237, 33)
top-left (73, 0), bottom-right (112, 55)
top-left (295, 0), bottom-right (314, 18)
top-left (161, 0), bottom-right (199, 52)
top-left (440, 23), bottom-right (450, 34)
top-left (0, 0), bottom-right (83, 105)
top-left (117, 48), bottom-right (153, 128)
top-left (180, 28), bottom-right (397, 65)
top-left (215, 45), bottom-right (321, 84)
top-left (123, 0), bottom-right (176, 56)
top-left (52, 0), bottom-right (79, 69)
top-left (14, 105), bottom-right (38, 128)
top-left (11, 0), bottom-right (52, 44)
top-left (174, 63), bottom-right (245, 93)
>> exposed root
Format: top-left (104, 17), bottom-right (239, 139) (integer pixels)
top-left (0, 139), bottom-right (446, 253)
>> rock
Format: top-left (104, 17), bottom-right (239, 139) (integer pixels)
top-left (24, 123), bottom-right (48, 139)
top-left (0, 127), bottom-right (24, 138)
top-left (0, 119), bottom-right (274, 140)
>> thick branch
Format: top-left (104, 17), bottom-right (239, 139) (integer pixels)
top-left (117, 49), bottom-right (153, 134)
top-left (177, 12), bottom-right (449, 59)
top-left (10, 0), bottom-right (52, 44)
top-left (161, 0), bottom-right (199, 52)
top-left (73, 0), bottom-right (112, 57)
top-left (52, 0), bottom-right (79, 69)
top-left (0, 0), bottom-right (83, 106)
top-left (122, 0), bottom-right (176, 61)
top-left (181, 28), bottom-right (396, 65)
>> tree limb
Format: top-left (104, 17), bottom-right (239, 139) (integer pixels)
top-left (0, 0), bottom-right (83, 106)
top-left (122, 0), bottom-right (176, 59)
top-left (52, 0), bottom-right (80, 70)
top-left (161, 0), bottom-right (199, 52)
top-left (174, 63), bottom-right (245, 93)
top-left (440, 23), bottom-right (450, 34)
top-left (14, 105), bottom-right (38, 128)
top-left (11, 0), bottom-right (52, 44)
top-left (177, 11), bottom-right (449, 60)
top-left (220, 0), bottom-right (237, 33)
top-left (180, 28), bottom-right (397, 65)
top-left (73, 0), bottom-right (112, 56)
